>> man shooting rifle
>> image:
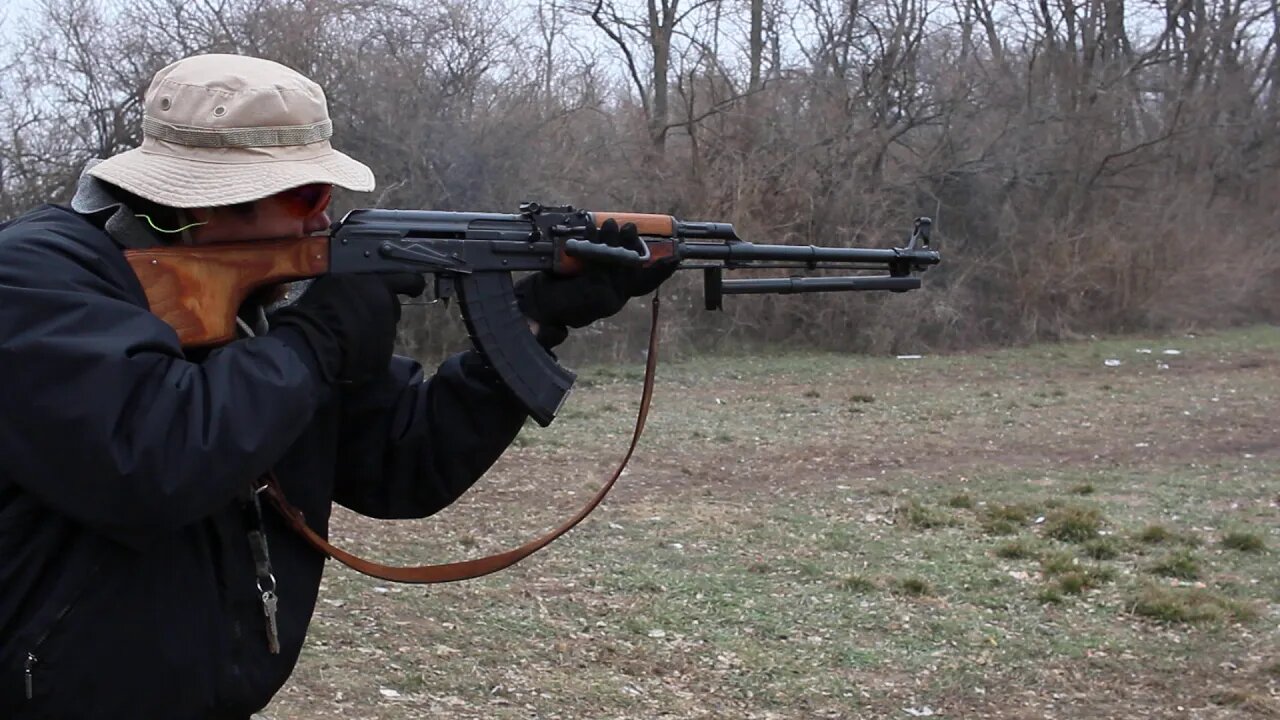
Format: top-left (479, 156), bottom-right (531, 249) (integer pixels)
top-left (0, 53), bottom-right (671, 720)
top-left (0, 53), bottom-right (938, 720)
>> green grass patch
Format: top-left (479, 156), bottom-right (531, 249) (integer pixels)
top-left (894, 577), bottom-right (935, 597)
top-left (981, 503), bottom-right (1035, 535)
top-left (1037, 586), bottom-right (1065, 604)
top-left (893, 499), bottom-right (955, 529)
top-left (982, 518), bottom-right (1019, 536)
top-left (1038, 553), bottom-right (1114, 593)
top-left (1042, 505), bottom-right (1104, 543)
top-left (995, 539), bottom-right (1039, 560)
top-left (1148, 549), bottom-right (1201, 580)
top-left (1135, 523), bottom-right (1200, 547)
top-left (1130, 585), bottom-right (1258, 625)
top-left (1136, 524), bottom-right (1174, 544)
top-left (1053, 570), bottom-right (1108, 595)
top-left (836, 574), bottom-right (878, 593)
top-left (1208, 690), bottom-right (1251, 707)
top-left (1039, 551), bottom-right (1078, 576)
top-left (1220, 530), bottom-right (1266, 553)
top-left (1081, 537), bottom-right (1122, 560)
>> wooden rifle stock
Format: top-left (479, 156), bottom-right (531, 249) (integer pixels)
top-left (124, 236), bottom-right (329, 346)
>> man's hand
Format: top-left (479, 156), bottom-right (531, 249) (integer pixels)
top-left (514, 219), bottom-right (677, 347)
top-left (269, 273), bottom-right (426, 383)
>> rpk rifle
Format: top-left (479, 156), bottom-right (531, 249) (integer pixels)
top-left (124, 202), bottom-right (940, 583)
top-left (125, 202), bottom-right (940, 427)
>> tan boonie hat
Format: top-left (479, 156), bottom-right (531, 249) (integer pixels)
top-left (89, 54), bottom-right (374, 208)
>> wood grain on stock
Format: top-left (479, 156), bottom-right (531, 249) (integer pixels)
top-left (124, 236), bottom-right (329, 347)
top-left (590, 212), bottom-right (676, 237)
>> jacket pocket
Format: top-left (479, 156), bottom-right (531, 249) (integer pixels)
top-left (20, 560), bottom-right (102, 701)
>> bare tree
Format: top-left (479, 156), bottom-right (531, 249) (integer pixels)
top-left (1, 0), bottom-right (1276, 357)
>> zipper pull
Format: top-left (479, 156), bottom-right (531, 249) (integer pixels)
top-left (24, 653), bottom-right (35, 699)
top-left (261, 589), bottom-right (281, 655)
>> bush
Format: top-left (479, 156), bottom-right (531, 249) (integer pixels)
top-left (1131, 586), bottom-right (1257, 624)
top-left (1043, 506), bottom-right (1104, 543)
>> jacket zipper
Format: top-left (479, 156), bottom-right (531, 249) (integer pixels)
top-left (24, 562), bottom-right (101, 700)
top-left (24, 653), bottom-right (35, 699)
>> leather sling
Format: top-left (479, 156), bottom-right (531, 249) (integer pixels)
top-left (257, 296), bottom-right (661, 583)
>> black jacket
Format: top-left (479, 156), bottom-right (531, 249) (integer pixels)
top-left (0, 205), bottom-right (528, 718)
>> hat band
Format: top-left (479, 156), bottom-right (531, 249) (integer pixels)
top-left (142, 116), bottom-right (333, 148)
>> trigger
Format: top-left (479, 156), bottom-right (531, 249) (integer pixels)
top-left (435, 276), bottom-right (456, 307)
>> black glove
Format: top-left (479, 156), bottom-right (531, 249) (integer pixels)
top-left (514, 219), bottom-right (677, 345)
top-left (268, 273), bottom-right (426, 384)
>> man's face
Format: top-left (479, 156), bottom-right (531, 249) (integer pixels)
top-left (188, 184), bottom-right (332, 244)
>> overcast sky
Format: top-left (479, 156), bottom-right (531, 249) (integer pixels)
top-left (0, 0), bottom-right (38, 41)
top-left (2, 0), bottom-right (37, 21)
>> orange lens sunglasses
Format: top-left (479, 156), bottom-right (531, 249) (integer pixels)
top-left (277, 183), bottom-right (332, 218)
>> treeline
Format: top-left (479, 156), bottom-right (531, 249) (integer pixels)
top-left (2, 0), bottom-right (1277, 363)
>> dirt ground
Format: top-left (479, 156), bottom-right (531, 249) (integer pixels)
top-left (265, 325), bottom-right (1280, 719)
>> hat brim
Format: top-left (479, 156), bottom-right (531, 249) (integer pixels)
top-left (88, 144), bottom-right (375, 208)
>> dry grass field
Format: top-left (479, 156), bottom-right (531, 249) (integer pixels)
top-left (265, 325), bottom-right (1279, 719)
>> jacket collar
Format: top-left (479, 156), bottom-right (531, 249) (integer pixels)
top-left (69, 159), bottom-right (165, 249)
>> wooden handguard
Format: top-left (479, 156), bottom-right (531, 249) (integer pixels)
top-left (552, 212), bottom-right (679, 277)
top-left (124, 236), bottom-right (330, 347)
top-left (590, 212), bottom-right (676, 237)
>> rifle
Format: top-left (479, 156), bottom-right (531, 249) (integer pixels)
top-left (124, 203), bottom-right (940, 583)
top-left (125, 202), bottom-right (940, 426)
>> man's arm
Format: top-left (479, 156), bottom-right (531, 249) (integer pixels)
top-left (0, 208), bottom-right (329, 542)
top-left (330, 352), bottom-right (528, 519)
